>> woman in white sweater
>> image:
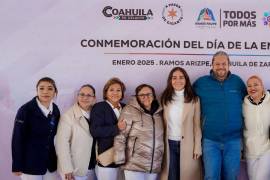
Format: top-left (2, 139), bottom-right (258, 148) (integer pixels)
top-left (243, 75), bottom-right (270, 180)
top-left (56, 84), bottom-right (97, 180)
top-left (160, 67), bottom-right (202, 180)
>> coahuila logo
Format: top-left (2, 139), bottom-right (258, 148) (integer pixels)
top-left (195, 8), bottom-right (217, 27)
top-left (263, 11), bottom-right (270, 27)
top-left (102, 6), bottom-right (153, 20)
top-left (162, 3), bottom-right (183, 25)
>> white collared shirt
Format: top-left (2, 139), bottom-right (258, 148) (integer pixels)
top-left (36, 97), bottom-right (53, 117)
top-left (80, 108), bottom-right (90, 119)
top-left (106, 100), bottom-right (122, 119)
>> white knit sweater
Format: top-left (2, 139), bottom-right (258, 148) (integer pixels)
top-left (243, 91), bottom-right (270, 159)
top-left (167, 89), bottom-right (184, 141)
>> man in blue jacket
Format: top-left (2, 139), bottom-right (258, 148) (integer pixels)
top-left (193, 51), bottom-right (246, 180)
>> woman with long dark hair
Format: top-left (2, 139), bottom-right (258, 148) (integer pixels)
top-left (160, 67), bottom-right (202, 180)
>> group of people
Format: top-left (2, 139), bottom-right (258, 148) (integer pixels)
top-left (11, 51), bottom-right (270, 180)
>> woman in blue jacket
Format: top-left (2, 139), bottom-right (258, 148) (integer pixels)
top-left (12, 77), bottom-right (60, 180)
top-left (90, 77), bottom-right (126, 180)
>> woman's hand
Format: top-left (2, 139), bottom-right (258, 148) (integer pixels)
top-left (117, 119), bottom-right (126, 131)
top-left (65, 172), bottom-right (74, 180)
top-left (13, 172), bottom-right (22, 176)
top-left (193, 153), bottom-right (201, 160)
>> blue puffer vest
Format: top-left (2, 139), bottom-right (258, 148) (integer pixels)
top-left (193, 71), bottom-right (246, 142)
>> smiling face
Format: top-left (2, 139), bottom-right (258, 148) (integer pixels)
top-left (171, 70), bottom-right (186, 91)
top-left (137, 86), bottom-right (154, 110)
top-left (212, 55), bottom-right (229, 81)
top-left (247, 77), bottom-right (264, 101)
top-left (106, 83), bottom-right (122, 106)
top-left (37, 81), bottom-right (56, 106)
top-left (77, 86), bottom-right (96, 111)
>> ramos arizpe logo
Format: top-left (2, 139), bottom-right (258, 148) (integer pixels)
top-left (195, 8), bottom-right (217, 28)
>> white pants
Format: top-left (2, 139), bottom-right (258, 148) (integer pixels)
top-left (60, 169), bottom-right (97, 180)
top-left (124, 170), bottom-right (158, 180)
top-left (95, 165), bottom-right (119, 180)
top-left (247, 151), bottom-right (270, 180)
top-left (85, 169), bottom-right (97, 180)
top-left (21, 171), bottom-right (58, 180)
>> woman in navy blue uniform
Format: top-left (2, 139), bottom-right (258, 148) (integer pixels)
top-left (90, 77), bottom-right (126, 180)
top-left (12, 77), bottom-right (60, 180)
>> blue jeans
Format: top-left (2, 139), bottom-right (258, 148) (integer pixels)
top-left (168, 140), bottom-right (180, 180)
top-left (202, 138), bottom-right (241, 180)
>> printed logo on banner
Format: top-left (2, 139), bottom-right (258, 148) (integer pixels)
top-left (195, 8), bottom-right (217, 28)
top-left (262, 11), bottom-right (270, 27)
top-left (162, 3), bottom-right (183, 25)
top-left (102, 6), bottom-right (153, 20)
top-left (220, 10), bottom-right (256, 28)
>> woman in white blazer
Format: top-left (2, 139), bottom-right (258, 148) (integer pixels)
top-left (243, 76), bottom-right (270, 180)
top-left (56, 84), bottom-right (97, 180)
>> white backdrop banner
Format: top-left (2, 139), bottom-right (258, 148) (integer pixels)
top-left (0, 0), bottom-right (269, 179)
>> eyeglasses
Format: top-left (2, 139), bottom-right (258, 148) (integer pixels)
top-left (78, 93), bottom-right (95, 98)
top-left (137, 93), bottom-right (153, 98)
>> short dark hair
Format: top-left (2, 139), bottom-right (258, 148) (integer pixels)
top-left (212, 51), bottom-right (230, 65)
top-left (36, 77), bottom-right (58, 94)
top-left (135, 84), bottom-right (157, 100)
top-left (103, 77), bottom-right (126, 100)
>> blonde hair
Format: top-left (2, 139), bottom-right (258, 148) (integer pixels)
top-left (247, 75), bottom-right (264, 89)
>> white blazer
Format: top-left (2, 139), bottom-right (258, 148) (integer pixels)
top-left (55, 103), bottom-right (94, 176)
top-left (243, 91), bottom-right (270, 158)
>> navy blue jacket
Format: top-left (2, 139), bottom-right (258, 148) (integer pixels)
top-left (12, 97), bottom-right (60, 175)
top-left (90, 101), bottom-right (125, 167)
top-left (193, 71), bottom-right (246, 142)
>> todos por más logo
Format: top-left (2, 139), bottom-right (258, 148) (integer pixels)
top-left (221, 10), bottom-right (256, 28)
top-left (102, 6), bottom-right (153, 20)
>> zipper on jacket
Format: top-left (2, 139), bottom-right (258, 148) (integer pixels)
top-left (150, 115), bottom-right (155, 173)
top-left (221, 82), bottom-right (229, 140)
top-left (132, 137), bottom-right (137, 157)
